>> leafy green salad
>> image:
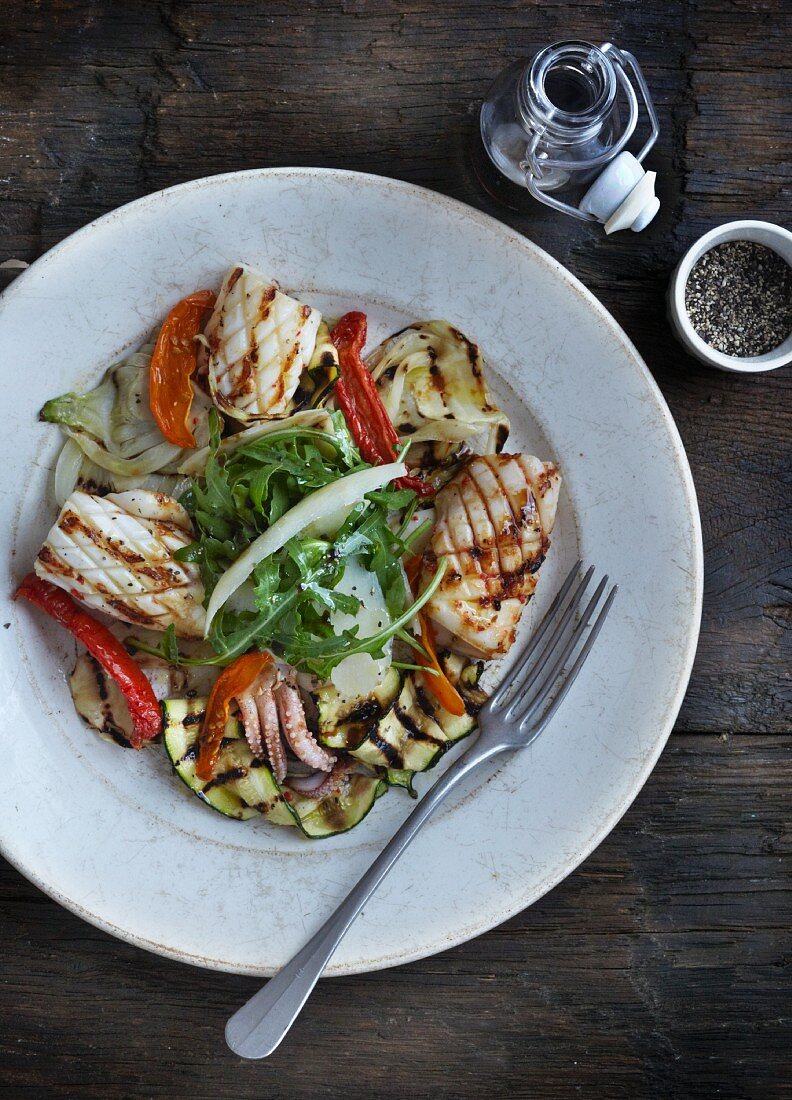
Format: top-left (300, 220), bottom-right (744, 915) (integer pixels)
top-left (18, 263), bottom-right (561, 839)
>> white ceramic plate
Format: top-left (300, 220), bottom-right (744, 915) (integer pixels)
top-left (0, 169), bottom-right (701, 975)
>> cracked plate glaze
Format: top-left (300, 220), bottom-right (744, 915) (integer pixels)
top-left (0, 169), bottom-right (702, 975)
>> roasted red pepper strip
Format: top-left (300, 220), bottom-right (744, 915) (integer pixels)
top-left (403, 556), bottom-right (466, 716)
top-left (196, 652), bottom-right (272, 781)
top-left (334, 378), bottom-right (386, 466)
top-left (331, 312), bottom-right (433, 497)
top-left (15, 573), bottom-right (162, 748)
top-left (149, 289), bottom-right (216, 449)
top-left (332, 313), bottom-right (399, 452)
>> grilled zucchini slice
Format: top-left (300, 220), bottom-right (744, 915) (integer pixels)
top-left (287, 774), bottom-right (387, 839)
top-left (162, 698), bottom-right (292, 823)
top-left (163, 697), bottom-right (386, 837)
top-left (315, 666), bottom-right (478, 775)
top-left (352, 674), bottom-right (475, 772)
top-left (316, 667), bottom-right (401, 750)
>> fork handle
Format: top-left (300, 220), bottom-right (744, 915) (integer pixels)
top-left (225, 735), bottom-right (508, 1059)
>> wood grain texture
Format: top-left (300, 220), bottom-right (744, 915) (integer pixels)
top-left (1, 737), bottom-right (789, 1099)
top-left (0, 0), bottom-right (789, 1096)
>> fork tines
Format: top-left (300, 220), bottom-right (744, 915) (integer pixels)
top-left (486, 562), bottom-right (617, 736)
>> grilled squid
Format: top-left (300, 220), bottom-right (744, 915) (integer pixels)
top-left (35, 489), bottom-right (206, 638)
top-left (419, 453), bottom-right (561, 659)
top-left (204, 264), bottom-right (321, 422)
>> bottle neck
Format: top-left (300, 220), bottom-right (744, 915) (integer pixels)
top-left (518, 41), bottom-right (617, 149)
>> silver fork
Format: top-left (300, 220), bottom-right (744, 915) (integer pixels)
top-left (226, 562), bottom-right (617, 1059)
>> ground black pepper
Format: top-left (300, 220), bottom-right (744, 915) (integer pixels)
top-left (684, 240), bottom-right (792, 357)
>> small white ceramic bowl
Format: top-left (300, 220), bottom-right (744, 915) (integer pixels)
top-left (668, 219), bottom-right (792, 372)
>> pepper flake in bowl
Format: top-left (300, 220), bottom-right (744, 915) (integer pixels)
top-left (668, 220), bottom-right (792, 373)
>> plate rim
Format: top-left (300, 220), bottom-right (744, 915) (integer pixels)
top-left (0, 167), bottom-right (703, 974)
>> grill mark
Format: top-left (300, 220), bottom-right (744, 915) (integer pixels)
top-left (449, 326), bottom-right (483, 377)
top-left (395, 705), bottom-right (441, 745)
top-left (182, 710), bottom-right (205, 727)
top-left (528, 552), bottom-right (546, 575)
top-left (94, 663), bottom-right (109, 701)
top-left (104, 724), bottom-right (133, 748)
top-left (427, 353), bottom-right (444, 393)
top-left (89, 659), bottom-right (136, 744)
top-left (237, 355), bottom-right (256, 398)
top-left (37, 545), bottom-right (80, 580)
top-left (226, 266), bottom-right (244, 292)
top-left (60, 512), bottom-right (147, 566)
top-left (415, 684), bottom-right (442, 723)
top-left (203, 765), bottom-right (248, 792)
top-left (138, 562), bottom-right (186, 585)
top-left (258, 284), bottom-right (277, 325)
top-left (367, 731), bottom-right (402, 767)
top-left (280, 345), bottom-right (299, 399)
top-left (344, 698), bottom-right (384, 724)
top-left (177, 738), bottom-right (200, 764)
top-left (103, 598), bottom-right (155, 625)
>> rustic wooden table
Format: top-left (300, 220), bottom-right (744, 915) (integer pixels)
top-left (1, 2), bottom-right (789, 1097)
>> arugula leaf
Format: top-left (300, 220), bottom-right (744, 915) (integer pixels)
top-left (131, 414), bottom-right (435, 675)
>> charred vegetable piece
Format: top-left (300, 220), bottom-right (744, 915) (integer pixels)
top-left (164, 697), bottom-right (387, 837)
top-left (285, 773), bottom-right (387, 839)
top-left (16, 573), bottom-right (162, 747)
top-left (352, 673), bottom-right (475, 773)
top-left (163, 697), bottom-right (293, 823)
top-left (41, 343), bottom-right (211, 485)
top-left (316, 669), bottom-right (476, 773)
top-left (331, 312), bottom-right (433, 497)
top-left (368, 320), bottom-right (510, 474)
top-left (149, 290), bottom-right (217, 448)
top-left (315, 667), bottom-right (402, 750)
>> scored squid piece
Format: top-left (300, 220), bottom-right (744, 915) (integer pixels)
top-left (34, 489), bottom-right (206, 638)
top-left (420, 453), bottom-right (561, 660)
top-left (204, 264), bottom-right (322, 423)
